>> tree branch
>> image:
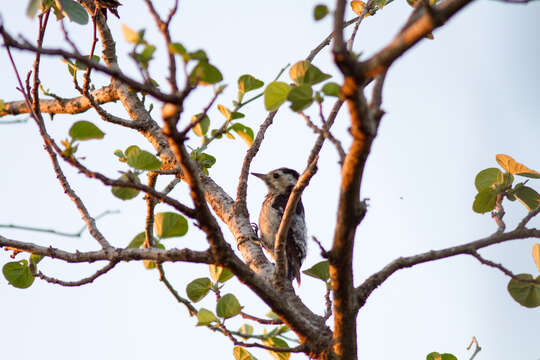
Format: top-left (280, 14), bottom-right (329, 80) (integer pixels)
top-left (355, 227), bottom-right (540, 310)
top-left (35, 260), bottom-right (119, 286)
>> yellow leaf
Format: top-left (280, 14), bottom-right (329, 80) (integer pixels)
top-left (350, 1), bottom-right (370, 17)
top-left (533, 244), bottom-right (540, 272)
top-left (122, 24), bottom-right (139, 43)
top-left (496, 154), bottom-right (540, 177)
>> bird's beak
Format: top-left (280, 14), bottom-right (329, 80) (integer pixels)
top-left (251, 172), bottom-right (266, 180)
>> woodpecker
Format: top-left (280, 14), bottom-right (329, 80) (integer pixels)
top-left (252, 168), bottom-right (307, 284)
top-left (96, 0), bottom-right (122, 18)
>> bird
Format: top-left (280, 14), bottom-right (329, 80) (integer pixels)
top-left (96, 0), bottom-right (122, 18)
top-left (252, 168), bottom-right (307, 285)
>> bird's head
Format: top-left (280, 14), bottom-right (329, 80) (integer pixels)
top-left (251, 168), bottom-right (300, 194)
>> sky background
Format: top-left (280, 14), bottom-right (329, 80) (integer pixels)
top-left (0, 1), bottom-right (539, 359)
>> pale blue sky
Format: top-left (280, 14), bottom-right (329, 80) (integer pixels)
top-left (0, 1), bottom-right (539, 359)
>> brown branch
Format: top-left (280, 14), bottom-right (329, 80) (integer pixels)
top-left (157, 263), bottom-right (198, 316)
top-left (36, 260), bottom-right (119, 286)
top-left (0, 234), bottom-right (213, 264)
top-left (0, 27), bottom-right (182, 104)
top-left (355, 227), bottom-right (540, 310)
top-left (356, 0), bottom-right (475, 79)
top-left (301, 111), bottom-right (345, 164)
top-left (240, 312), bottom-right (284, 325)
top-left (468, 250), bottom-right (538, 284)
top-left (517, 205), bottom-right (540, 229)
top-left (274, 157), bottom-right (319, 285)
top-left (0, 85), bottom-right (119, 117)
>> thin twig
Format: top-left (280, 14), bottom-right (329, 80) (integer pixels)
top-left (467, 336), bottom-right (482, 360)
top-left (36, 261), bottom-right (119, 286)
top-left (0, 210), bottom-right (119, 238)
top-left (468, 250), bottom-right (538, 284)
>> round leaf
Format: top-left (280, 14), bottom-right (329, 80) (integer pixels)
top-left (231, 123), bottom-right (254, 146)
top-left (514, 185), bottom-right (540, 211)
top-left (263, 336), bottom-right (290, 360)
top-left (69, 121), bottom-right (105, 141)
top-left (289, 60), bottom-right (331, 86)
top-left (474, 168), bottom-right (501, 191)
top-left (190, 61), bottom-right (223, 85)
top-left (186, 277), bottom-right (212, 302)
top-left (238, 324), bottom-right (254, 339)
top-left (57, 0), bottom-right (89, 25)
top-left (238, 74), bottom-right (264, 94)
top-left (321, 82), bottom-right (341, 97)
top-left (314, 5), bottom-right (329, 20)
top-left (233, 346), bottom-right (257, 360)
top-left (302, 260), bottom-right (329, 281)
top-left (111, 173), bottom-right (140, 200)
top-left (191, 113), bottom-right (210, 137)
top-left (426, 352), bottom-right (441, 360)
top-left (216, 293), bottom-right (242, 318)
top-left (125, 145), bottom-right (162, 171)
top-left (154, 212), bottom-right (188, 238)
top-left (264, 82), bottom-right (291, 111)
top-left (127, 232), bottom-right (158, 248)
top-left (287, 84), bottom-right (313, 112)
top-left (3, 260), bottom-right (35, 289)
top-left (209, 265), bottom-right (234, 283)
top-left (441, 354), bottom-right (457, 360)
top-left (197, 308), bottom-right (218, 326)
top-left (472, 188), bottom-right (497, 214)
top-left (507, 274), bottom-right (540, 308)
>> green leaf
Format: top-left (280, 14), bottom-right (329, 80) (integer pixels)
top-left (191, 150), bottom-right (217, 175)
top-left (69, 120), bottom-right (105, 141)
top-left (191, 113), bottom-right (210, 137)
top-left (168, 42), bottom-right (188, 61)
top-left (114, 149), bottom-right (127, 161)
top-left (216, 293), bottom-right (242, 319)
top-left (57, 0), bottom-right (89, 25)
top-left (289, 60), bottom-right (331, 86)
top-left (186, 277), bottom-right (212, 302)
top-left (496, 154), bottom-right (540, 178)
top-left (264, 82), bottom-right (291, 111)
top-left (27, 0), bottom-right (41, 18)
top-left (233, 346), bottom-right (257, 360)
top-left (441, 354), bottom-right (458, 360)
top-left (238, 324), bottom-right (254, 339)
top-left (474, 168), bottom-right (502, 191)
top-left (231, 123), bottom-right (254, 146)
top-left (209, 265), bottom-right (234, 283)
top-left (302, 260), bottom-right (330, 281)
top-left (125, 145), bottom-right (162, 170)
top-left (111, 173), bottom-right (141, 200)
top-left (189, 50), bottom-right (208, 61)
top-left (126, 232), bottom-right (158, 248)
top-left (287, 84), bottom-right (313, 112)
top-left (496, 171), bottom-right (514, 189)
top-left (197, 308), bottom-right (218, 326)
top-left (426, 352), bottom-right (441, 360)
top-left (472, 188), bottom-right (497, 214)
top-left (263, 337), bottom-right (290, 360)
top-left (135, 45), bottom-right (156, 67)
top-left (154, 212), bottom-right (188, 238)
top-left (321, 82), bottom-right (341, 97)
top-left (514, 184), bottom-right (540, 211)
top-left (266, 311), bottom-right (279, 320)
top-left (3, 260), bottom-right (34, 289)
top-left (238, 74), bottom-right (264, 94)
top-left (313, 4), bottom-right (329, 20)
top-left (507, 274), bottom-right (540, 308)
top-left (190, 61), bottom-right (223, 85)
top-left (230, 112), bottom-right (245, 120)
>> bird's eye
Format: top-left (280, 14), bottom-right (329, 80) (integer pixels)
top-left (272, 172), bottom-right (280, 179)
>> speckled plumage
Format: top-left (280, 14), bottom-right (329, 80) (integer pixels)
top-left (252, 168), bottom-right (307, 284)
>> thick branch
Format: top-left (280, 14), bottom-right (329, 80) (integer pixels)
top-left (0, 234), bottom-right (213, 264)
top-left (0, 85), bottom-right (119, 117)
